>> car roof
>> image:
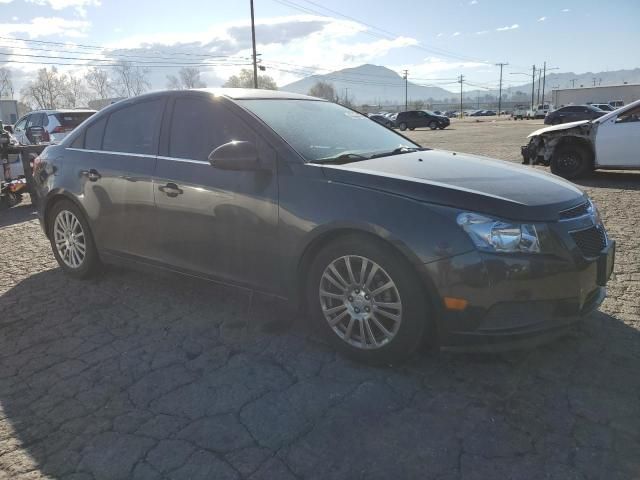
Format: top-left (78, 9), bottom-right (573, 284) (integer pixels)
top-left (28, 109), bottom-right (97, 114)
top-left (196, 88), bottom-right (322, 101)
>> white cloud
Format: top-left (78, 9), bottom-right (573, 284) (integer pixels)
top-left (496, 24), bottom-right (519, 31)
top-left (469, 0), bottom-right (478, 4)
top-left (436, 33), bottom-right (443, 37)
top-left (25, 0), bottom-right (100, 17)
top-left (538, 16), bottom-right (546, 22)
top-left (11, 16), bottom-right (19, 21)
top-left (476, 30), bottom-right (488, 35)
top-left (452, 32), bottom-right (461, 37)
top-left (0, 17), bottom-right (91, 38)
top-left (393, 56), bottom-right (487, 78)
top-left (561, 8), bottom-right (570, 12)
top-left (0, 0), bottom-right (15, 3)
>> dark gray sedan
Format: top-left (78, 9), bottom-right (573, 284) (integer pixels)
top-left (32, 89), bottom-right (615, 364)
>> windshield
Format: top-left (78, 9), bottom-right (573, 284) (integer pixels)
top-left (239, 99), bottom-right (418, 162)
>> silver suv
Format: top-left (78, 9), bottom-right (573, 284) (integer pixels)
top-left (13, 109), bottom-right (96, 145)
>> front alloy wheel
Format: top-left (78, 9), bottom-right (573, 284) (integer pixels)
top-left (308, 236), bottom-right (429, 364)
top-left (319, 255), bottom-right (402, 350)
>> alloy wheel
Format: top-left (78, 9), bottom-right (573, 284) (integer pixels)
top-left (53, 210), bottom-right (87, 269)
top-left (319, 255), bottom-right (402, 350)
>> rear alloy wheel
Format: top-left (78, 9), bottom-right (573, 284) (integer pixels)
top-left (49, 200), bottom-right (101, 278)
top-left (429, 121), bottom-right (438, 130)
top-left (399, 122), bottom-right (408, 131)
top-left (308, 237), bottom-right (428, 364)
top-left (550, 144), bottom-right (593, 179)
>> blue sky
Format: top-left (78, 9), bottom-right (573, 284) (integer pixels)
top-left (0, 0), bottom-right (638, 93)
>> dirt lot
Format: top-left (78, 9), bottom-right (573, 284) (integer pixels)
top-left (0, 120), bottom-right (638, 480)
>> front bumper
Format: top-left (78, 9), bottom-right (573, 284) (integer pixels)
top-left (421, 238), bottom-right (613, 352)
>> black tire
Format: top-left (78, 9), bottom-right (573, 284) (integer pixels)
top-left (429, 121), bottom-right (438, 130)
top-left (409, 127), bottom-right (415, 131)
top-left (306, 235), bottom-right (430, 365)
top-left (438, 126), bottom-right (446, 130)
top-left (48, 199), bottom-right (102, 279)
top-left (399, 122), bottom-right (408, 131)
top-left (550, 143), bottom-right (593, 179)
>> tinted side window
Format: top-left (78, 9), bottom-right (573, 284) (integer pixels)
top-left (84, 116), bottom-right (108, 150)
top-left (103, 99), bottom-right (164, 155)
top-left (168, 96), bottom-right (254, 161)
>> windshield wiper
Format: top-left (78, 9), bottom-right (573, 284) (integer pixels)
top-left (310, 153), bottom-right (370, 165)
top-left (368, 146), bottom-right (424, 159)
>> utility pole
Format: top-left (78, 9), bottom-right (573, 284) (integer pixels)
top-left (536, 68), bottom-right (542, 105)
top-left (458, 74), bottom-right (464, 118)
top-left (343, 88), bottom-right (350, 105)
top-left (250, 0), bottom-right (258, 89)
top-left (495, 62), bottom-right (508, 116)
top-left (530, 65), bottom-right (536, 109)
top-left (402, 70), bottom-right (408, 111)
top-left (541, 61), bottom-right (546, 105)
top-left (570, 79), bottom-right (577, 88)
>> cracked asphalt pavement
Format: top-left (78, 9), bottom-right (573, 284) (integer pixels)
top-left (0, 119), bottom-right (638, 479)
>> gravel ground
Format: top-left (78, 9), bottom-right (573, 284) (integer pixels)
top-left (0, 120), bottom-right (638, 480)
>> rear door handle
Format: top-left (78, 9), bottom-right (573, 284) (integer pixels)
top-left (81, 168), bottom-right (101, 182)
top-left (159, 182), bottom-right (183, 197)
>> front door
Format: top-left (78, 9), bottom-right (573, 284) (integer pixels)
top-left (153, 93), bottom-right (279, 291)
top-left (595, 104), bottom-right (640, 168)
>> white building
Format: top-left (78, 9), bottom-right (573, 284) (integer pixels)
top-left (551, 83), bottom-right (640, 108)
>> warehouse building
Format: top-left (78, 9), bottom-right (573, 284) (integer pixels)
top-left (551, 83), bottom-right (640, 108)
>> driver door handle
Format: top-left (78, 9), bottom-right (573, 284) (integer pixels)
top-left (159, 182), bottom-right (183, 197)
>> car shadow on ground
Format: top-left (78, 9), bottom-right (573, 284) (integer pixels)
top-left (0, 201), bottom-right (37, 228)
top-left (0, 266), bottom-right (638, 479)
top-left (575, 170), bottom-right (640, 191)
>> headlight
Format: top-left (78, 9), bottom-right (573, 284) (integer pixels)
top-left (457, 212), bottom-right (540, 253)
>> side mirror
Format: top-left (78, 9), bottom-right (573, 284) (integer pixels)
top-left (26, 126), bottom-right (47, 144)
top-left (208, 141), bottom-right (265, 171)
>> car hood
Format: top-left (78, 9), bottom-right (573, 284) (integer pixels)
top-left (320, 150), bottom-right (586, 222)
top-left (528, 120), bottom-right (591, 137)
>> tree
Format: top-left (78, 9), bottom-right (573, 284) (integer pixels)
top-left (85, 68), bottom-right (112, 100)
top-left (166, 67), bottom-right (206, 90)
top-left (0, 67), bottom-right (14, 99)
top-left (410, 99), bottom-right (425, 110)
top-left (223, 69), bottom-right (277, 90)
top-left (112, 62), bottom-right (150, 98)
top-left (20, 67), bottom-right (68, 109)
top-left (64, 75), bottom-right (89, 107)
top-left (307, 81), bottom-right (336, 101)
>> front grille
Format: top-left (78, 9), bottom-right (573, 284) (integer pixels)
top-left (559, 202), bottom-right (590, 220)
top-left (571, 226), bottom-right (607, 258)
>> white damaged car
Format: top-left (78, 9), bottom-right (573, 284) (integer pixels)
top-left (522, 99), bottom-right (640, 179)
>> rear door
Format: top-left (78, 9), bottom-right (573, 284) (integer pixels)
top-left (153, 93), bottom-right (279, 290)
top-left (595, 104), bottom-right (640, 168)
top-left (65, 98), bottom-right (165, 258)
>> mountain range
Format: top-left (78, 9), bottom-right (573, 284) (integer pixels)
top-left (281, 64), bottom-right (640, 105)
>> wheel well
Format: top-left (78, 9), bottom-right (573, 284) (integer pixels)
top-left (554, 136), bottom-right (594, 163)
top-left (43, 194), bottom-right (84, 237)
top-left (296, 229), bottom-right (442, 338)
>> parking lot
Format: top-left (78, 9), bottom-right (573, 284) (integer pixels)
top-left (0, 119), bottom-right (638, 479)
